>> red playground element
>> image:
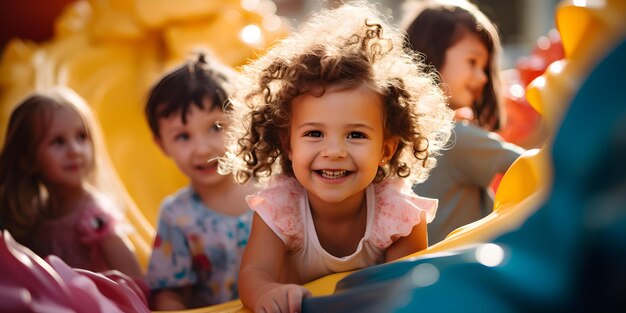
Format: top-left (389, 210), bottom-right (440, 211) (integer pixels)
top-left (498, 30), bottom-right (565, 148)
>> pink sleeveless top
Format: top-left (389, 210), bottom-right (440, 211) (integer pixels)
top-left (246, 175), bottom-right (437, 283)
top-left (33, 202), bottom-right (118, 272)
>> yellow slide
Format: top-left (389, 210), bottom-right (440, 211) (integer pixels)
top-left (1, 0), bottom-right (624, 312)
top-left (0, 0), bottom-right (289, 269)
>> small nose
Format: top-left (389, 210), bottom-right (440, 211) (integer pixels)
top-left (67, 139), bottom-right (83, 155)
top-left (321, 137), bottom-right (347, 159)
top-left (475, 68), bottom-right (488, 86)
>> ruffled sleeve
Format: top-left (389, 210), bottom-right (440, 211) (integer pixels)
top-left (245, 175), bottom-right (306, 252)
top-left (370, 178), bottom-right (438, 249)
top-left (77, 203), bottom-right (117, 245)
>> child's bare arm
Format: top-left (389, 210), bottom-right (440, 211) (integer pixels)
top-left (101, 233), bottom-right (143, 278)
top-left (239, 213), bottom-right (310, 313)
top-left (384, 211), bottom-right (428, 262)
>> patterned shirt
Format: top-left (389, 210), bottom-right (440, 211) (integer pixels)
top-left (146, 186), bottom-right (252, 308)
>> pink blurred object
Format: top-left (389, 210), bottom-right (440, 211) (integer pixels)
top-left (0, 230), bottom-right (149, 313)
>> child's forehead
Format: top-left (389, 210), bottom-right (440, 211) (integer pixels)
top-left (299, 82), bottom-right (380, 98)
top-left (40, 105), bottom-right (84, 126)
top-left (292, 86), bottom-right (384, 121)
top-left (54, 106), bottom-right (86, 124)
top-left (35, 106), bottom-right (87, 138)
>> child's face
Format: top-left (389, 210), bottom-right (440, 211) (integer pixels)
top-left (156, 100), bottom-right (229, 191)
top-left (287, 86), bottom-right (397, 209)
top-left (440, 32), bottom-right (489, 111)
top-left (36, 108), bottom-right (93, 188)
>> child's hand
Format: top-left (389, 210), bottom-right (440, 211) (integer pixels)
top-left (255, 284), bottom-right (311, 313)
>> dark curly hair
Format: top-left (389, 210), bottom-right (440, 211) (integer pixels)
top-left (222, 2), bottom-right (453, 186)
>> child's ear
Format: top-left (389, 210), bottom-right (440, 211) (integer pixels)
top-left (380, 136), bottom-right (399, 164)
top-left (153, 136), bottom-right (171, 157)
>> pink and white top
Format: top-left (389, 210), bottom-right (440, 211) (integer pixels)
top-left (33, 200), bottom-right (119, 272)
top-left (246, 175), bottom-right (438, 283)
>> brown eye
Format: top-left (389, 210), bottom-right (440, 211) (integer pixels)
top-left (347, 132), bottom-right (367, 139)
top-left (77, 131), bottom-right (88, 142)
top-left (304, 130), bottom-right (322, 137)
top-left (52, 137), bottom-right (65, 146)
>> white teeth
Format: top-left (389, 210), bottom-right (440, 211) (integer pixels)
top-left (321, 170), bottom-right (347, 179)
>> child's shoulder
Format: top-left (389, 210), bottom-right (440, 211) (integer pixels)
top-left (246, 175), bottom-right (305, 238)
top-left (454, 120), bottom-right (492, 140)
top-left (370, 178), bottom-right (437, 249)
top-left (85, 190), bottom-right (119, 217)
top-left (453, 121), bottom-right (524, 153)
top-left (247, 175), bottom-right (304, 211)
top-left (71, 191), bottom-right (120, 243)
top-left (157, 186), bottom-right (198, 215)
top-left (373, 178), bottom-right (435, 212)
top-left (161, 185), bottom-right (194, 205)
top-left (158, 185), bottom-right (252, 219)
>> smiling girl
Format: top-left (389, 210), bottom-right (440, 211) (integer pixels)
top-left (403, 0), bottom-right (526, 244)
top-left (221, 3), bottom-right (454, 312)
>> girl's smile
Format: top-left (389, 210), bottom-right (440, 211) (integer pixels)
top-left (318, 169), bottom-right (350, 180)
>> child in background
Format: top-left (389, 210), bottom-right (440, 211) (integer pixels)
top-left (404, 0), bottom-right (526, 244)
top-left (221, 3), bottom-right (454, 312)
top-left (144, 53), bottom-right (257, 310)
top-left (0, 86), bottom-right (142, 278)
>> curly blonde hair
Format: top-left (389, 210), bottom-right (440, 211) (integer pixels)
top-left (222, 2), bottom-right (453, 186)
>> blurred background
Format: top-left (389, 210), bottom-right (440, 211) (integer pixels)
top-left (275, 0), bottom-right (560, 68)
top-left (0, 0), bottom-right (560, 68)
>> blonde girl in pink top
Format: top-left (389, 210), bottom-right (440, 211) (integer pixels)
top-left (0, 87), bottom-right (142, 279)
top-left (221, 3), bottom-right (454, 313)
